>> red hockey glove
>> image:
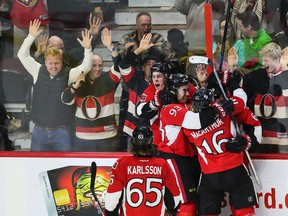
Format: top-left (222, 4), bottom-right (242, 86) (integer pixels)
top-left (150, 90), bottom-right (162, 109)
top-left (226, 134), bottom-right (251, 153)
top-left (212, 99), bottom-right (234, 118)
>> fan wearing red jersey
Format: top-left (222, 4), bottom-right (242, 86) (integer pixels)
top-left (104, 125), bottom-right (181, 216)
top-left (182, 88), bottom-right (258, 216)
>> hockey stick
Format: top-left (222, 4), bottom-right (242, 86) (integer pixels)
top-left (218, 0), bottom-right (235, 72)
top-left (189, 56), bottom-right (261, 186)
top-left (90, 161), bottom-right (104, 216)
top-left (204, 0), bottom-right (213, 65)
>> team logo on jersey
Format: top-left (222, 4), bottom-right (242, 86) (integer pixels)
top-left (259, 93), bottom-right (277, 119)
top-left (17, 0), bottom-right (37, 7)
top-left (81, 96), bottom-right (102, 121)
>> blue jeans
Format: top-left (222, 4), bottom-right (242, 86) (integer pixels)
top-left (31, 125), bottom-right (72, 151)
top-left (73, 135), bottom-right (119, 152)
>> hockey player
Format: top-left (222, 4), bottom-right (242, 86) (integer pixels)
top-left (117, 33), bottom-right (157, 150)
top-left (183, 87), bottom-right (258, 216)
top-left (136, 62), bottom-right (169, 150)
top-left (136, 62), bottom-right (198, 151)
top-left (104, 125), bottom-right (181, 216)
top-left (157, 73), bottom-right (245, 216)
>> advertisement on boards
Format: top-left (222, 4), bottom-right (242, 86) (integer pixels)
top-left (39, 165), bottom-right (110, 216)
top-left (0, 153), bottom-right (288, 216)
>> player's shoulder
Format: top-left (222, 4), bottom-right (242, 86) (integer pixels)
top-left (148, 157), bottom-right (172, 173)
top-left (114, 155), bottom-right (134, 166)
top-left (143, 84), bottom-right (155, 94)
top-left (140, 85), bottom-right (155, 102)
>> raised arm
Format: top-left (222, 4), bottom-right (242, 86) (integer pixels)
top-left (77, 28), bottom-right (92, 50)
top-left (17, 19), bottom-right (43, 83)
top-left (120, 33), bottom-right (154, 69)
top-left (89, 16), bottom-right (102, 38)
top-left (68, 29), bottom-right (93, 84)
top-left (227, 47), bottom-right (238, 72)
top-left (134, 33), bottom-right (154, 55)
top-left (102, 27), bottom-right (118, 58)
top-left (34, 34), bottom-right (49, 60)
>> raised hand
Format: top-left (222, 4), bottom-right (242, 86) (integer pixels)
top-left (138, 33), bottom-right (154, 52)
top-left (77, 29), bottom-right (92, 49)
top-left (101, 27), bottom-right (113, 49)
top-left (196, 64), bottom-right (208, 84)
top-left (29, 19), bottom-right (43, 37)
top-left (35, 34), bottom-right (49, 59)
top-left (89, 16), bottom-right (102, 37)
top-left (228, 47), bottom-right (238, 69)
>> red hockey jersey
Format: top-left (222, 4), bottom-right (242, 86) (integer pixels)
top-left (182, 95), bottom-right (248, 174)
top-left (137, 84), bottom-right (162, 145)
top-left (105, 156), bottom-right (181, 216)
top-left (159, 103), bottom-right (200, 157)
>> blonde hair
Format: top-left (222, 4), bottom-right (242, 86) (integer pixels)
top-left (44, 47), bottom-right (64, 61)
top-left (260, 42), bottom-right (281, 60)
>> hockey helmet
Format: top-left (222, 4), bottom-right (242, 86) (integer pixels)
top-left (132, 125), bottom-right (153, 146)
top-left (192, 88), bottom-right (215, 111)
top-left (167, 73), bottom-right (189, 92)
top-left (151, 62), bottom-right (168, 75)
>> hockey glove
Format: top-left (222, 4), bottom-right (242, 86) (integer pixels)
top-left (159, 90), bottom-right (176, 106)
top-left (221, 70), bottom-right (230, 86)
top-left (212, 99), bottom-right (234, 118)
top-left (206, 71), bottom-right (231, 87)
top-left (150, 90), bottom-right (162, 109)
top-left (226, 134), bottom-right (252, 153)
